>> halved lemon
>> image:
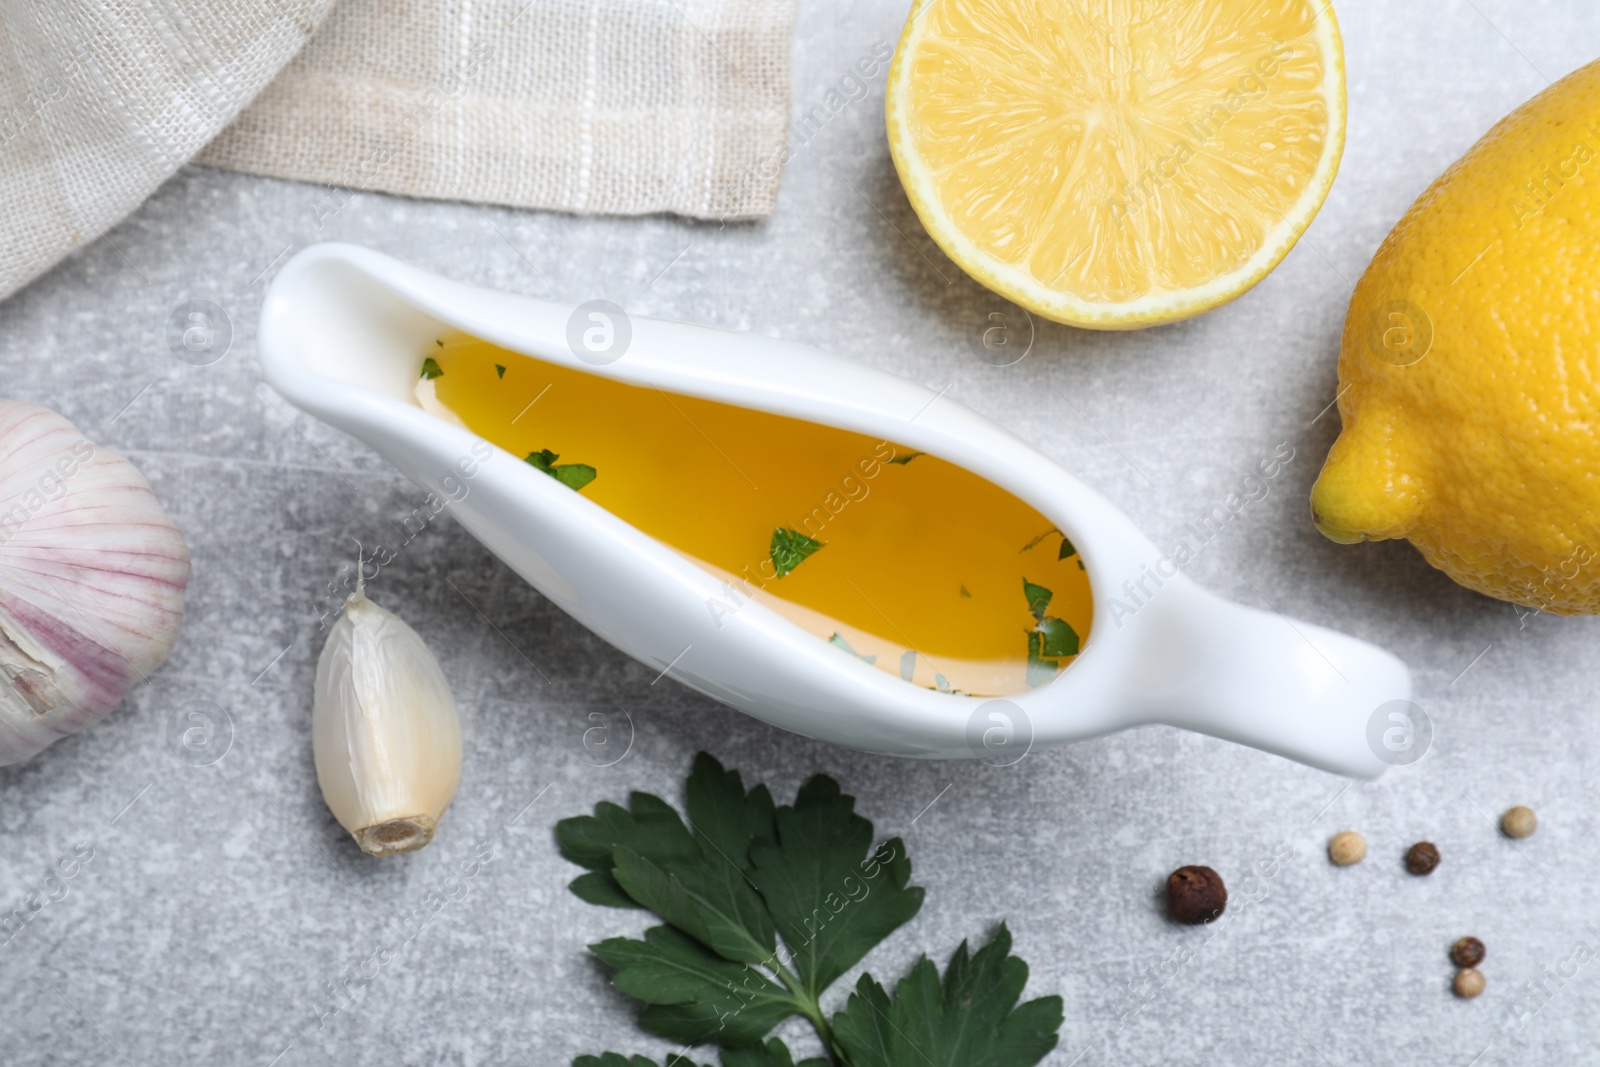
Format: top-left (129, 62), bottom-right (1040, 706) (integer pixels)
top-left (886, 0), bottom-right (1346, 329)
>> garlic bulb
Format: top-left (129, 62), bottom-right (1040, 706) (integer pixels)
top-left (0, 401), bottom-right (189, 766)
top-left (313, 579), bottom-right (462, 856)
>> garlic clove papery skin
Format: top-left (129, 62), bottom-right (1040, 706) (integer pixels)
top-left (313, 590), bottom-right (462, 856)
top-left (0, 401), bottom-right (189, 766)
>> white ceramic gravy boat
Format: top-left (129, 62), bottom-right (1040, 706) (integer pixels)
top-left (258, 243), bottom-right (1410, 777)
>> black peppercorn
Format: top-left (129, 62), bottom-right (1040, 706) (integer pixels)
top-left (1405, 841), bottom-right (1440, 875)
top-left (1451, 936), bottom-right (1485, 968)
top-left (1166, 865), bottom-right (1227, 924)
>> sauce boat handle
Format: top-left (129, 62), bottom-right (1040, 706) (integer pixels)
top-left (1117, 581), bottom-right (1413, 778)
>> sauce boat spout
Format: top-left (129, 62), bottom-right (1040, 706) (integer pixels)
top-left (259, 243), bottom-right (1411, 777)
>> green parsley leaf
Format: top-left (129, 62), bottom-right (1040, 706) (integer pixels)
top-left (558, 755), bottom-right (777, 961)
top-left (576, 1053), bottom-right (709, 1067)
top-left (589, 927), bottom-right (797, 1046)
top-left (1024, 661), bottom-right (1059, 688)
top-left (565, 761), bottom-right (795, 1046)
top-left (557, 792), bottom-right (699, 908)
top-left (1024, 662), bottom-right (1058, 686)
top-left (1021, 579), bottom-right (1052, 621)
top-left (1021, 579), bottom-right (1078, 687)
top-left (495, 363), bottom-right (507, 378)
top-left (1035, 617), bottom-right (1079, 659)
top-left (556, 465), bottom-right (598, 491)
top-left (747, 777), bottom-right (923, 1003)
top-left (435, 339), bottom-right (444, 347)
top-left (1024, 633), bottom-right (1060, 688)
top-left (828, 632), bottom-right (877, 666)
top-left (723, 1040), bottom-right (831, 1067)
top-left (575, 1039), bottom-right (827, 1067)
top-left (420, 357), bottom-right (443, 380)
top-left (1057, 536), bottom-right (1077, 561)
top-left (959, 584), bottom-right (971, 598)
top-left (831, 924), bottom-right (1062, 1067)
top-left (886, 450), bottom-right (923, 465)
top-left (526, 448), bottom-right (598, 491)
top-left (770, 527), bottom-right (823, 577)
top-left (569, 870), bottom-right (642, 909)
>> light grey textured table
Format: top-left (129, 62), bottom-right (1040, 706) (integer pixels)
top-left (4, 2), bottom-right (1600, 1064)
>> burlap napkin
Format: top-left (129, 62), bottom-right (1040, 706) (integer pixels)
top-left (0, 0), bottom-right (797, 303)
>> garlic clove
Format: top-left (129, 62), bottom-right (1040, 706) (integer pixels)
top-left (0, 401), bottom-right (190, 766)
top-left (313, 589), bottom-right (462, 856)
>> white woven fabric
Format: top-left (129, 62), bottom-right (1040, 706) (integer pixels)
top-left (0, 0), bottom-right (337, 301)
top-left (1, 0), bottom-right (797, 303)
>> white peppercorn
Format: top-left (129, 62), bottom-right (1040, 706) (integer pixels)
top-left (1501, 806), bottom-right (1537, 839)
top-left (1328, 830), bottom-right (1367, 866)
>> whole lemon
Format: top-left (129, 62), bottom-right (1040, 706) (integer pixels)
top-left (1311, 59), bottom-right (1600, 614)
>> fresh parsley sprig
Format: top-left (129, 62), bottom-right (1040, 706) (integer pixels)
top-left (559, 753), bottom-right (1062, 1067)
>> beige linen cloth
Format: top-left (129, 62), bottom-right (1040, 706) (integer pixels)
top-left (0, 0), bottom-right (797, 302)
